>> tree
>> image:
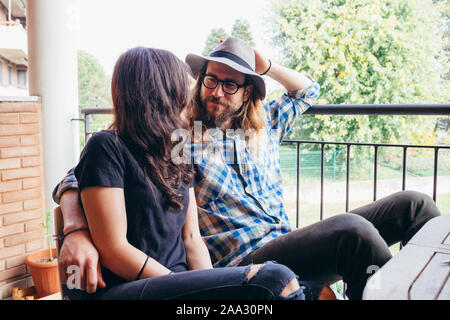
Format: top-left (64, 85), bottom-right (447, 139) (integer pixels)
top-left (77, 50), bottom-right (112, 109)
top-left (77, 50), bottom-right (112, 148)
top-left (203, 19), bottom-right (256, 56)
top-left (231, 19), bottom-right (255, 46)
top-left (203, 28), bottom-right (229, 56)
top-left (271, 0), bottom-right (449, 146)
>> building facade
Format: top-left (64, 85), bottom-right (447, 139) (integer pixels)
top-left (0, 0), bottom-right (28, 97)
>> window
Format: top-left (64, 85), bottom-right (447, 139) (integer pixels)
top-left (8, 66), bottom-right (12, 85)
top-left (17, 69), bottom-right (27, 88)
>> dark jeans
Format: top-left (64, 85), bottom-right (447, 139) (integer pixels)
top-left (239, 191), bottom-right (441, 300)
top-left (62, 261), bottom-right (306, 300)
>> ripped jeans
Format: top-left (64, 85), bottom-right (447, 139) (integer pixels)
top-left (62, 261), bottom-right (305, 300)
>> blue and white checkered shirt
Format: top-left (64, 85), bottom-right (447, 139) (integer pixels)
top-left (53, 75), bottom-right (320, 268)
top-left (191, 76), bottom-right (320, 267)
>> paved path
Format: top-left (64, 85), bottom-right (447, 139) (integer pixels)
top-left (282, 175), bottom-right (450, 204)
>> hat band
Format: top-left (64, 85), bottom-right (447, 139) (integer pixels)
top-left (209, 51), bottom-right (253, 71)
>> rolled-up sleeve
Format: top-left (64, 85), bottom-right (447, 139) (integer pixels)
top-left (265, 74), bottom-right (320, 142)
top-left (52, 167), bottom-right (79, 205)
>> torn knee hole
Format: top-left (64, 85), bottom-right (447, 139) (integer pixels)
top-left (246, 264), bottom-right (263, 280)
top-left (281, 278), bottom-right (300, 298)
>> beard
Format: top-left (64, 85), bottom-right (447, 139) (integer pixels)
top-left (200, 96), bottom-right (243, 130)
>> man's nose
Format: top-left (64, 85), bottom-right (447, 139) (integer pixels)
top-left (211, 83), bottom-right (225, 97)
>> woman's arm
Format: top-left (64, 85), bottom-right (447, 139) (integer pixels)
top-left (81, 186), bottom-right (172, 280)
top-left (182, 188), bottom-right (213, 270)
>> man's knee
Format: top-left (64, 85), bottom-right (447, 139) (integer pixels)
top-left (335, 214), bottom-right (392, 285)
top-left (395, 191), bottom-right (438, 212)
top-left (336, 213), bottom-right (379, 241)
top-left (395, 191), bottom-right (441, 223)
top-left (399, 190), bottom-right (427, 203)
top-left (394, 190), bottom-right (440, 244)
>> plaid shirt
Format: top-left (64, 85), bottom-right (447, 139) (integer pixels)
top-left (53, 75), bottom-right (320, 268)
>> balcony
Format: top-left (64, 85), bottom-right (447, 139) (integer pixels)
top-left (0, 22), bottom-right (28, 66)
top-left (78, 104), bottom-right (450, 299)
top-left (0, 0), bottom-right (448, 300)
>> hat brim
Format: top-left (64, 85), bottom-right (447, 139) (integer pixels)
top-left (186, 53), bottom-right (266, 100)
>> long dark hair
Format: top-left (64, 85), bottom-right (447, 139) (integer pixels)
top-left (110, 47), bottom-right (194, 210)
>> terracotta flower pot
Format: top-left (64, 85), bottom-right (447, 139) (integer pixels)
top-left (25, 248), bottom-right (60, 298)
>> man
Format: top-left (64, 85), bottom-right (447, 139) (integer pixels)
top-left (53, 37), bottom-right (440, 299)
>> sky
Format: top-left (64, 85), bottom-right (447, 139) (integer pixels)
top-left (74, 0), bottom-right (279, 76)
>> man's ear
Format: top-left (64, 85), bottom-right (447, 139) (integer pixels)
top-left (243, 84), bottom-right (253, 102)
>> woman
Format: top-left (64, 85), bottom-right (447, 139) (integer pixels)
top-left (67, 47), bottom-right (305, 300)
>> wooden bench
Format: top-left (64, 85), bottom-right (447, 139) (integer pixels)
top-left (363, 214), bottom-right (450, 300)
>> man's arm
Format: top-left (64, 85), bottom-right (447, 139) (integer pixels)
top-left (54, 170), bottom-right (105, 293)
top-left (254, 49), bottom-right (313, 93)
top-left (60, 190), bottom-right (88, 233)
top-left (52, 168), bottom-right (79, 205)
top-left (254, 50), bottom-right (320, 142)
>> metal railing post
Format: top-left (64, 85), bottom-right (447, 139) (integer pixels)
top-left (373, 145), bottom-right (378, 201)
top-left (296, 142), bottom-right (301, 228)
top-left (346, 144), bottom-right (351, 212)
top-left (433, 148), bottom-right (439, 202)
top-left (320, 143), bottom-right (325, 221)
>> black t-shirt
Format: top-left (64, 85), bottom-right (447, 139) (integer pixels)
top-left (74, 130), bottom-right (190, 286)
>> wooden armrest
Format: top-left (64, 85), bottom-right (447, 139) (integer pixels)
top-left (54, 206), bottom-right (64, 255)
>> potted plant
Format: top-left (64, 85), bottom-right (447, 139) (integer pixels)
top-left (25, 209), bottom-right (60, 298)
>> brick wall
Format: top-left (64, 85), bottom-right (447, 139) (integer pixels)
top-left (0, 98), bottom-right (44, 299)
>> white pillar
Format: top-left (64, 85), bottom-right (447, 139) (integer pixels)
top-left (27, 0), bottom-right (80, 209)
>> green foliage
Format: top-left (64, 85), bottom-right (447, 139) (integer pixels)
top-left (77, 50), bottom-right (112, 148)
top-left (203, 28), bottom-right (229, 55)
top-left (41, 209), bottom-right (56, 262)
top-left (231, 19), bottom-right (255, 46)
top-left (203, 19), bottom-right (255, 55)
top-left (271, 0), bottom-right (449, 145)
top-left (266, 88), bottom-right (285, 102)
top-left (78, 50), bottom-right (112, 109)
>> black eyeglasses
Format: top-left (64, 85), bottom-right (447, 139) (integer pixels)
top-left (202, 74), bottom-right (246, 95)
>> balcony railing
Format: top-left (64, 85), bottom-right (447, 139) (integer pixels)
top-left (0, 22), bottom-right (27, 52)
top-left (282, 139), bottom-right (450, 228)
top-left (77, 104), bottom-right (450, 228)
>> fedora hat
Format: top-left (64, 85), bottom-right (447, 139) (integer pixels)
top-left (185, 36), bottom-right (266, 99)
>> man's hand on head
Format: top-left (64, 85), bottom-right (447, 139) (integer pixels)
top-left (254, 49), bottom-right (271, 75)
top-left (254, 48), bottom-right (313, 92)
